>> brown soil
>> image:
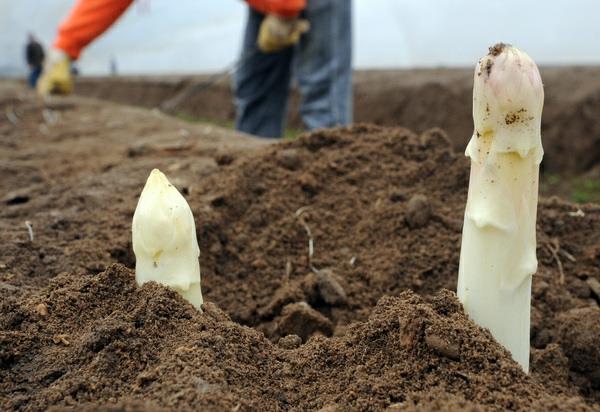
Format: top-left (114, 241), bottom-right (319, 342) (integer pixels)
top-left (74, 67), bottom-right (600, 175)
top-left (1, 82), bottom-right (600, 411)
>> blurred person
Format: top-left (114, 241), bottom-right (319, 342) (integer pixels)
top-left (110, 56), bottom-right (118, 76)
top-left (235, 0), bottom-right (352, 137)
top-left (25, 33), bottom-right (45, 88)
top-left (37, 0), bottom-right (132, 95)
top-left (38, 0), bottom-right (352, 138)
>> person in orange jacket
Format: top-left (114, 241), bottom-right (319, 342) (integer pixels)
top-left (38, 0), bottom-right (352, 138)
top-left (37, 0), bottom-right (133, 95)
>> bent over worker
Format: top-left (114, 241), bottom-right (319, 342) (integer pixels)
top-left (234, 0), bottom-right (352, 137)
top-left (38, 0), bottom-right (352, 138)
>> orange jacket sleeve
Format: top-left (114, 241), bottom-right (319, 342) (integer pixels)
top-left (54, 0), bottom-right (134, 60)
top-left (246, 0), bottom-right (306, 18)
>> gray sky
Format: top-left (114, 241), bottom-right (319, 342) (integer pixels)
top-left (2, 0), bottom-right (600, 76)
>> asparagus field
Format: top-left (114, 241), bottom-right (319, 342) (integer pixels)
top-left (1, 73), bottom-right (599, 411)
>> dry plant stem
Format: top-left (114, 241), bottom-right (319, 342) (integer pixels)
top-left (567, 208), bottom-right (585, 217)
top-left (545, 239), bottom-right (565, 285)
top-left (558, 248), bottom-right (576, 263)
top-left (295, 206), bottom-right (319, 273)
top-left (5, 106), bottom-right (18, 125)
top-left (24, 221), bottom-right (34, 242)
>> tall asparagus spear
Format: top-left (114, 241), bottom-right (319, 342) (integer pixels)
top-left (457, 44), bottom-right (544, 372)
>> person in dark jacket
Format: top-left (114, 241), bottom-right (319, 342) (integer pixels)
top-left (26, 33), bottom-right (45, 88)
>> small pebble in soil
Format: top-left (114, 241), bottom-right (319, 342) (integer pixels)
top-left (34, 303), bottom-right (48, 317)
top-left (586, 277), bottom-right (600, 301)
top-left (425, 329), bottom-right (460, 360)
top-left (277, 148), bottom-right (302, 170)
top-left (317, 269), bottom-right (347, 306)
top-left (405, 194), bottom-right (431, 228)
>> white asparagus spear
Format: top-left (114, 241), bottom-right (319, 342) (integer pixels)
top-left (457, 44), bottom-right (544, 372)
top-left (132, 169), bottom-right (203, 309)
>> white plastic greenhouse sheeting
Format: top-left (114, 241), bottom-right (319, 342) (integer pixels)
top-left (1, 0), bottom-right (600, 76)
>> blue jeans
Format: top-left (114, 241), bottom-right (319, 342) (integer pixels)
top-left (28, 67), bottom-right (42, 88)
top-left (234, 0), bottom-right (352, 138)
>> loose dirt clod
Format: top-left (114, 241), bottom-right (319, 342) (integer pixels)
top-left (272, 302), bottom-right (333, 341)
top-left (317, 269), bottom-right (347, 305)
top-left (425, 330), bottom-right (460, 360)
top-left (277, 148), bottom-right (303, 170)
top-left (558, 307), bottom-right (600, 388)
top-left (405, 194), bottom-right (431, 228)
top-left (278, 334), bottom-right (302, 349)
top-left (587, 278), bottom-right (600, 301)
top-left (489, 42), bottom-right (509, 56)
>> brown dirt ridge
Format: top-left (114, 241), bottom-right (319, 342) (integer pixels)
top-left (75, 67), bottom-right (600, 174)
top-left (1, 266), bottom-right (595, 411)
top-left (1, 84), bottom-right (600, 411)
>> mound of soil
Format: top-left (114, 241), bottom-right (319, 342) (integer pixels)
top-left (1, 88), bottom-right (599, 410)
top-left (1, 265), bottom-right (596, 411)
top-left (194, 125), bottom-right (600, 404)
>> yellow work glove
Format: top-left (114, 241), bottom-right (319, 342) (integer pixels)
top-left (37, 49), bottom-right (73, 96)
top-left (257, 14), bottom-right (310, 53)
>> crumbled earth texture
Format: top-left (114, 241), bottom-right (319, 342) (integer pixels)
top-left (1, 83), bottom-right (600, 411)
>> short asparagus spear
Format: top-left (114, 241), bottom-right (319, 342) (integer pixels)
top-left (132, 169), bottom-right (203, 309)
